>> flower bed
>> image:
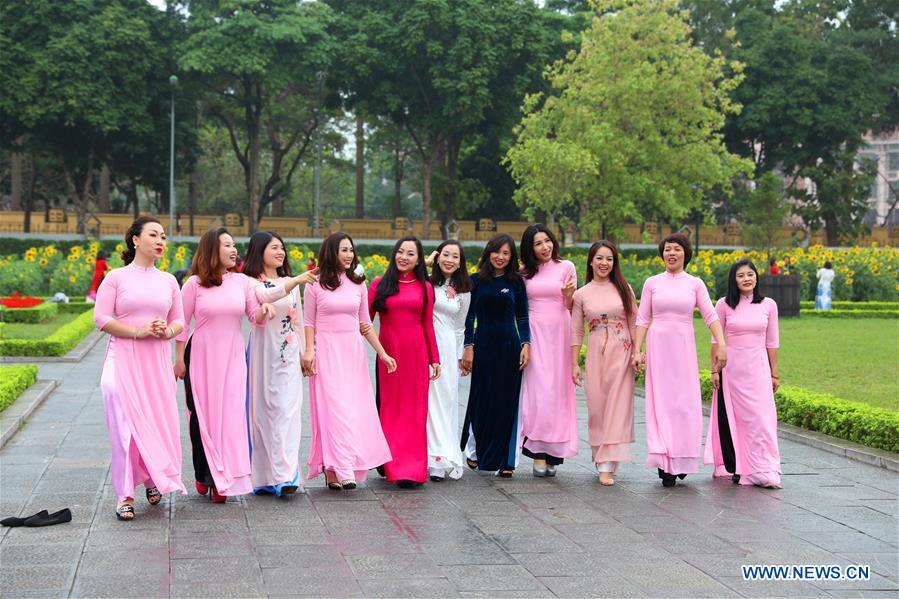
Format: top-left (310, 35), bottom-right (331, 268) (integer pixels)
top-left (0, 301), bottom-right (58, 323)
top-left (0, 365), bottom-right (38, 412)
top-left (0, 309), bottom-right (96, 357)
top-left (699, 370), bottom-right (899, 453)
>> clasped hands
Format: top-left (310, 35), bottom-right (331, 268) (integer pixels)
top-left (136, 319), bottom-right (175, 339)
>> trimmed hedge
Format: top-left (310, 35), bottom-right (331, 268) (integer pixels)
top-left (801, 309), bottom-right (899, 319)
top-left (0, 322), bottom-right (4, 338)
top-left (0, 309), bottom-right (95, 356)
top-left (0, 301), bottom-right (58, 323)
top-left (0, 365), bottom-right (38, 412)
top-left (699, 370), bottom-right (899, 453)
top-left (800, 301), bottom-right (899, 311)
top-left (57, 302), bottom-right (93, 314)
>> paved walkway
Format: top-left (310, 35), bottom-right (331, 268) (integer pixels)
top-left (1, 337), bottom-right (896, 598)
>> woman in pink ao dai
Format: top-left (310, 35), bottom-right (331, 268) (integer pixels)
top-left (570, 241), bottom-right (637, 486)
top-left (704, 260), bottom-right (782, 489)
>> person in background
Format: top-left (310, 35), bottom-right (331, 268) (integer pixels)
top-left (705, 259), bottom-right (782, 489)
top-left (307, 256), bottom-right (317, 271)
top-left (767, 258), bottom-right (780, 276)
top-left (782, 257), bottom-right (792, 275)
top-left (86, 250), bottom-right (110, 303)
top-left (815, 261), bottom-right (835, 310)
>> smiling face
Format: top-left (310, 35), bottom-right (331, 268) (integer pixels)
top-left (735, 265), bottom-right (757, 294)
top-left (134, 221), bottom-right (167, 262)
top-left (532, 231), bottom-right (554, 264)
top-left (662, 242), bottom-right (685, 273)
top-left (395, 241), bottom-right (419, 274)
top-left (438, 244), bottom-right (461, 277)
top-left (218, 233), bottom-right (238, 270)
top-left (336, 238), bottom-right (355, 272)
top-left (263, 238), bottom-right (285, 271)
top-left (592, 246), bottom-right (615, 281)
top-left (489, 243), bottom-right (512, 273)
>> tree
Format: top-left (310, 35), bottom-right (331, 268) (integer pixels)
top-left (740, 171), bottom-right (790, 253)
top-left (179, 0), bottom-right (335, 233)
top-left (505, 0), bottom-right (754, 240)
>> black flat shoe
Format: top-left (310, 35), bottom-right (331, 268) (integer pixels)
top-left (496, 469), bottom-right (514, 478)
top-left (146, 487), bottom-right (162, 505)
top-left (396, 480), bottom-right (421, 489)
top-left (1, 510), bottom-right (48, 527)
top-left (659, 470), bottom-right (677, 487)
top-left (26, 508), bottom-right (72, 527)
top-left (677, 473), bottom-right (687, 480)
top-left (376, 465), bottom-right (386, 477)
top-left (731, 474), bottom-right (741, 484)
top-left (429, 475), bottom-right (445, 482)
top-left (466, 459), bottom-right (478, 470)
top-left (281, 485), bottom-right (298, 495)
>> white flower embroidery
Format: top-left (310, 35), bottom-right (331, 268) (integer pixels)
top-left (500, 288), bottom-right (510, 294)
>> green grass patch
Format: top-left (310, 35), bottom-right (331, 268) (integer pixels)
top-left (0, 309), bottom-right (95, 356)
top-left (2, 313), bottom-right (82, 340)
top-left (0, 365), bottom-right (38, 412)
top-left (0, 301), bottom-right (58, 323)
top-left (693, 317), bottom-right (898, 411)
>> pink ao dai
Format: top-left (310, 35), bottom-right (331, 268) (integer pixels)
top-left (571, 280), bottom-right (637, 466)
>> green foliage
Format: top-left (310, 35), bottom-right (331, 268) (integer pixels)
top-left (0, 309), bottom-right (95, 357)
top-left (740, 172), bottom-right (789, 251)
top-left (505, 0), bottom-right (754, 239)
top-left (799, 301), bottom-right (899, 311)
top-left (0, 261), bottom-right (45, 296)
top-left (0, 365), bottom-right (38, 413)
top-left (801, 309), bottom-right (899, 319)
top-left (0, 302), bottom-right (58, 324)
top-left (700, 371), bottom-right (899, 452)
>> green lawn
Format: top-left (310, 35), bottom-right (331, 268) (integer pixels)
top-left (693, 317), bottom-right (899, 411)
top-left (2, 313), bottom-right (82, 339)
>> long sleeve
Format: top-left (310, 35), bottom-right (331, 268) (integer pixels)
top-left (302, 283), bottom-right (318, 328)
top-left (254, 280), bottom-right (288, 303)
top-left (626, 285), bottom-right (637, 342)
top-left (571, 291), bottom-right (585, 347)
top-left (514, 278), bottom-right (530, 345)
top-left (635, 277), bottom-right (653, 327)
top-left (358, 283), bottom-right (373, 326)
top-left (455, 292), bottom-right (471, 359)
top-left (242, 276), bottom-right (262, 323)
top-left (175, 276), bottom-right (197, 343)
top-left (422, 283), bottom-right (440, 363)
top-left (463, 278), bottom-right (478, 346)
top-left (368, 277), bottom-right (380, 322)
top-left (166, 275), bottom-right (185, 328)
top-left (765, 299), bottom-right (780, 349)
top-left (93, 270), bottom-right (118, 330)
top-left (694, 277), bottom-right (719, 327)
top-left (711, 298), bottom-right (726, 345)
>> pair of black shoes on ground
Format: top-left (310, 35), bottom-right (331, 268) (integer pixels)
top-left (1, 509), bottom-right (72, 527)
top-left (658, 468), bottom-right (687, 487)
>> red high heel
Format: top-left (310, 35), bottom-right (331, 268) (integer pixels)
top-left (210, 487), bottom-right (226, 503)
top-left (194, 481), bottom-right (209, 495)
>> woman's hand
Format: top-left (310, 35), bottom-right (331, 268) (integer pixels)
top-left (561, 276), bottom-right (576, 304)
top-left (711, 371), bottom-right (720, 391)
top-left (424, 251), bottom-right (438, 268)
top-left (259, 303), bottom-right (276, 320)
top-left (519, 344), bottom-right (531, 370)
top-left (359, 322), bottom-right (373, 336)
top-left (458, 359), bottom-right (469, 377)
top-left (379, 352), bottom-right (397, 373)
top-left (714, 344), bottom-right (728, 371)
top-left (572, 364), bottom-right (583, 387)
top-left (631, 351), bottom-right (644, 372)
top-left (301, 350), bottom-right (315, 377)
top-left (149, 319), bottom-right (168, 338)
top-left (429, 363), bottom-right (441, 381)
top-left (772, 375), bottom-right (779, 392)
top-left (461, 346), bottom-right (473, 375)
top-left (293, 268), bottom-right (319, 287)
top-left (173, 360), bottom-right (186, 380)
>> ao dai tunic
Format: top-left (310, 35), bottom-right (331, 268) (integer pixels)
top-left (305, 275), bottom-right (391, 482)
top-left (461, 274), bottom-right (530, 471)
top-left (369, 277), bottom-right (440, 483)
top-left (571, 280), bottom-right (636, 465)
top-left (247, 277), bottom-right (303, 494)
top-left (427, 282), bottom-right (470, 478)
top-left (520, 259), bottom-right (579, 460)
top-left (636, 271), bottom-right (718, 475)
top-left (704, 297), bottom-right (782, 487)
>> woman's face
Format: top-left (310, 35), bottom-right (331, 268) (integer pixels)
top-left (662, 242), bottom-right (685, 272)
top-left (218, 233), bottom-right (238, 270)
top-left (592, 246), bottom-right (614, 281)
top-left (134, 221), bottom-right (167, 262)
top-left (395, 241), bottom-right (419, 274)
top-left (489, 243), bottom-right (512, 273)
top-left (438, 244), bottom-right (461, 277)
top-left (337, 238), bottom-right (355, 272)
top-left (735, 265), bottom-right (757, 294)
top-left (532, 231), bottom-right (553, 264)
top-left (263, 238), bottom-right (285, 271)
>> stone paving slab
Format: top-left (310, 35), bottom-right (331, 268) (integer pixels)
top-left (0, 335), bottom-right (896, 598)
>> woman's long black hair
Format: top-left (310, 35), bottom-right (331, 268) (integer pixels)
top-left (519, 223), bottom-right (560, 279)
top-left (122, 216), bottom-right (161, 265)
top-left (429, 240), bottom-right (472, 293)
top-left (585, 240), bottom-right (635, 321)
top-left (477, 234), bottom-right (521, 282)
top-left (318, 232), bottom-right (364, 291)
top-left (725, 259), bottom-right (764, 309)
top-left (242, 231), bottom-right (293, 280)
top-left (372, 236), bottom-right (430, 313)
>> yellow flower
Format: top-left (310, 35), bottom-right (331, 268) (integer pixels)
top-left (39, 258), bottom-right (48, 266)
top-left (68, 275), bottom-right (76, 283)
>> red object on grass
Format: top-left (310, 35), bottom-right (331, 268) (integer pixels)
top-left (0, 292), bottom-right (43, 308)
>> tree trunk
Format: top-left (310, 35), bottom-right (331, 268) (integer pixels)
top-left (98, 163), bottom-right (110, 212)
top-left (246, 83), bottom-right (262, 234)
top-left (10, 150), bottom-right (22, 210)
top-left (355, 113), bottom-right (364, 218)
top-left (24, 153), bottom-right (36, 233)
top-left (421, 153), bottom-right (432, 240)
top-left (271, 196), bottom-right (284, 217)
top-left (393, 148), bottom-right (404, 218)
top-left (188, 167), bottom-right (199, 236)
top-left (824, 215), bottom-right (839, 246)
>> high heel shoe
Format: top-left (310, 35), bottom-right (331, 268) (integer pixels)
top-left (325, 471), bottom-right (342, 490)
top-left (545, 465), bottom-right (557, 477)
top-left (532, 465), bottom-right (547, 477)
top-left (340, 480), bottom-right (357, 490)
top-left (194, 481), bottom-right (209, 495)
top-left (210, 488), bottom-right (226, 503)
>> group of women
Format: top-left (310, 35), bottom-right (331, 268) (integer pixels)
top-left (94, 217), bottom-right (783, 521)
